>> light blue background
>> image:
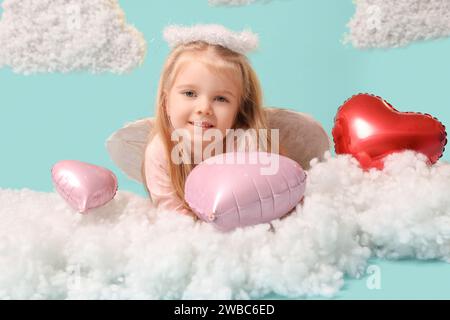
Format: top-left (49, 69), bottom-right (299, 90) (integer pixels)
top-left (1, 0), bottom-right (449, 299)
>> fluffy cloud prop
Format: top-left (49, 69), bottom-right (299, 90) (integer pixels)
top-left (346, 0), bottom-right (450, 49)
top-left (209, 0), bottom-right (257, 6)
top-left (1, 151), bottom-right (449, 299)
top-left (0, 0), bottom-right (147, 74)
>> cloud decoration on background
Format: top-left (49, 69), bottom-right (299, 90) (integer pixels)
top-left (346, 0), bottom-right (450, 49)
top-left (0, 0), bottom-right (147, 74)
top-left (1, 151), bottom-right (450, 299)
top-left (209, 0), bottom-right (260, 6)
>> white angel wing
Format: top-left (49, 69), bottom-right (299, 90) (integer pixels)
top-left (266, 107), bottom-right (331, 170)
top-left (106, 108), bottom-right (331, 184)
top-left (106, 118), bottom-right (154, 183)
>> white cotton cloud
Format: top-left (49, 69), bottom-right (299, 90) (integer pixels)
top-left (0, 0), bottom-right (147, 74)
top-left (346, 0), bottom-right (450, 49)
top-left (1, 151), bottom-right (450, 299)
top-left (208, 0), bottom-right (259, 6)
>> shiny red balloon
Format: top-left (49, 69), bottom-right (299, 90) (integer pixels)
top-left (332, 93), bottom-right (447, 170)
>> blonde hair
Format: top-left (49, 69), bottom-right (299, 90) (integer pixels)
top-left (143, 41), bottom-right (285, 211)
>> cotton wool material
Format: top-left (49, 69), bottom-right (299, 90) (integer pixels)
top-left (163, 24), bottom-right (259, 55)
top-left (1, 151), bottom-right (449, 299)
top-left (0, 0), bottom-right (147, 74)
top-left (209, 0), bottom-right (256, 6)
top-left (346, 0), bottom-right (450, 49)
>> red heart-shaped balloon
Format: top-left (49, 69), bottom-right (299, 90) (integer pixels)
top-left (332, 94), bottom-right (447, 170)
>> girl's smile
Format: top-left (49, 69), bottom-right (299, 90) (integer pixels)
top-left (188, 120), bottom-right (215, 128)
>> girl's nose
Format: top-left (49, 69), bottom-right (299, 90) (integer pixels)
top-left (195, 98), bottom-right (213, 115)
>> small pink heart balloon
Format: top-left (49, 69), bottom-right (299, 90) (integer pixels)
top-left (51, 160), bottom-right (118, 213)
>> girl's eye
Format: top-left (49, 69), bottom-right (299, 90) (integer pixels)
top-left (183, 91), bottom-right (196, 98)
top-left (215, 96), bottom-right (229, 103)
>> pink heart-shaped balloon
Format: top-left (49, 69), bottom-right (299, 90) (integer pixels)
top-left (51, 160), bottom-right (118, 213)
top-left (185, 152), bottom-right (307, 232)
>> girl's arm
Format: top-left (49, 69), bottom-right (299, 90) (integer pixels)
top-left (144, 136), bottom-right (195, 217)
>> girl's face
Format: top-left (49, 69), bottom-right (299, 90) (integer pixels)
top-left (165, 58), bottom-right (241, 151)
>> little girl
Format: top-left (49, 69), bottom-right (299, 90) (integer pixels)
top-left (143, 24), bottom-right (285, 217)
